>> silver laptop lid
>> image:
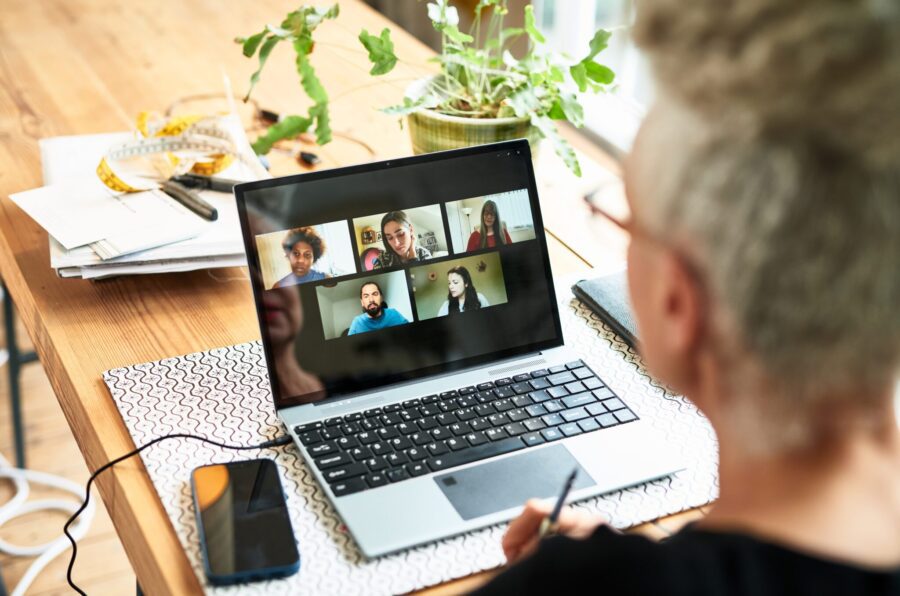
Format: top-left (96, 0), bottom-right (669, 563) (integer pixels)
top-left (235, 140), bottom-right (563, 411)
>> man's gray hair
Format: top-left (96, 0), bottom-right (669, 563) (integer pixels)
top-left (632, 0), bottom-right (900, 449)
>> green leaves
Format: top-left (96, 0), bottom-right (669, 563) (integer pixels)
top-left (523, 6), bottom-right (545, 44)
top-left (382, 94), bottom-right (441, 116)
top-left (245, 36), bottom-right (282, 100)
top-left (359, 28), bottom-right (398, 75)
top-left (251, 115), bottom-right (312, 154)
top-left (584, 61), bottom-right (615, 84)
top-left (532, 115), bottom-right (581, 177)
top-left (296, 43), bottom-right (331, 145)
top-left (569, 62), bottom-right (588, 92)
top-left (584, 29), bottom-right (611, 62)
top-left (568, 28), bottom-right (614, 93)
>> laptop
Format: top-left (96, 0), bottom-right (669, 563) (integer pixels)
top-left (234, 139), bottom-right (684, 558)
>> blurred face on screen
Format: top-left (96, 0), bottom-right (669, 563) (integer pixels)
top-left (360, 283), bottom-right (385, 317)
top-left (482, 206), bottom-right (496, 228)
top-left (448, 272), bottom-right (466, 298)
top-left (287, 241), bottom-right (314, 277)
top-left (383, 221), bottom-right (412, 257)
top-left (262, 286), bottom-right (302, 345)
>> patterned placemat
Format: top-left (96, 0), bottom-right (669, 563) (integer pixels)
top-left (102, 291), bottom-right (718, 595)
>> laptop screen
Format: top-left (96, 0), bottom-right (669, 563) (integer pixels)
top-left (236, 140), bottom-right (563, 409)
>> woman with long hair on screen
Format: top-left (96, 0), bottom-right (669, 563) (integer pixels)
top-left (374, 210), bottom-right (431, 269)
top-left (466, 199), bottom-right (512, 251)
top-left (437, 266), bottom-right (490, 316)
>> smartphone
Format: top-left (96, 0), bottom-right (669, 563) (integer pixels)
top-left (191, 459), bottom-right (300, 586)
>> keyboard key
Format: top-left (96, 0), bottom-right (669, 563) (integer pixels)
top-left (512, 395), bottom-right (533, 408)
top-left (475, 404), bottom-right (496, 417)
top-left (548, 386), bottom-right (569, 399)
top-left (565, 360), bottom-right (585, 370)
top-left (572, 367), bottom-right (594, 380)
top-left (488, 413), bottom-right (510, 427)
top-left (366, 473), bottom-right (388, 488)
top-left (399, 409), bottom-right (421, 422)
top-left (523, 418), bottom-right (546, 432)
top-left (386, 452), bottom-right (409, 467)
top-left (439, 390), bottom-right (459, 399)
top-left (341, 422), bottom-right (361, 435)
top-left (418, 404), bottom-right (439, 417)
top-left (320, 427), bottom-right (342, 441)
top-left (325, 416), bottom-right (344, 427)
top-left (614, 409), bottom-right (638, 423)
top-left (405, 447), bottom-right (427, 461)
top-left (380, 413), bottom-right (401, 426)
top-left (417, 416), bottom-right (439, 431)
top-left (389, 436), bottom-right (412, 451)
top-left (426, 442), bottom-right (449, 456)
top-left (494, 398), bottom-right (514, 412)
top-left (522, 432), bottom-right (546, 447)
top-left (308, 441), bottom-right (336, 457)
top-left (349, 446), bottom-right (372, 461)
top-left (365, 457), bottom-right (388, 472)
top-left (470, 417), bottom-right (492, 431)
top-left (455, 407), bottom-right (477, 421)
top-left (335, 436), bottom-right (359, 450)
top-left (370, 441), bottom-right (391, 456)
top-left (526, 404), bottom-right (548, 417)
top-left (476, 391), bottom-right (495, 403)
top-left (357, 431), bottom-right (378, 444)
top-left (562, 392), bottom-right (596, 409)
top-left (565, 381), bottom-right (587, 394)
top-left (528, 377), bottom-right (551, 390)
top-left (445, 437), bottom-right (467, 451)
top-left (449, 423), bottom-right (470, 437)
top-left (561, 407), bottom-right (589, 422)
top-left (294, 422), bottom-right (322, 433)
top-left (387, 468), bottom-right (410, 483)
top-left (364, 408), bottom-right (382, 418)
top-left (587, 403), bottom-right (608, 416)
top-left (395, 421), bottom-right (416, 435)
top-left (426, 437), bottom-right (526, 472)
top-left (361, 419), bottom-right (381, 431)
top-left (298, 430), bottom-right (322, 445)
top-left (530, 369), bottom-right (550, 378)
top-left (457, 396), bottom-right (477, 408)
top-left (542, 413), bottom-right (564, 426)
top-left (511, 382), bottom-right (532, 395)
top-left (541, 427), bottom-right (564, 441)
top-left (436, 413), bottom-right (458, 426)
top-left (577, 418), bottom-right (601, 433)
top-left (593, 388), bottom-right (615, 399)
top-left (410, 432), bottom-right (431, 446)
top-left (476, 382), bottom-right (494, 391)
top-left (430, 427), bottom-right (452, 441)
top-left (583, 377), bottom-right (603, 390)
top-left (406, 462), bottom-right (429, 477)
top-left (494, 386), bottom-right (515, 399)
top-left (602, 397), bottom-right (626, 411)
top-left (596, 413), bottom-right (619, 428)
top-left (559, 423), bottom-right (582, 437)
top-left (345, 413), bottom-right (363, 421)
top-left (421, 394), bottom-right (439, 404)
top-left (331, 478), bottom-right (366, 496)
top-left (529, 389), bottom-right (551, 403)
top-left (465, 432), bottom-right (488, 447)
top-left (495, 377), bottom-right (512, 386)
top-left (403, 398), bottom-right (422, 408)
top-left (383, 404), bottom-right (401, 412)
top-left (503, 422), bottom-right (528, 436)
top-left (438, 399), bottom-right (459, 412)
top-left (485, 427), bottom-right (508, 441)
top-left (548, 371), bottom-right (576, 386)
top-left (544, 401), bottom-right (564, 413)
top-left (548, 365), bottom-right (567, 374)
top-left (323, 462), bottom-right (366, 483)
top-left (507, 408), bottom-right (529, 422)
top-left (459, 386), bottom-right (476, 395)
top-left (513, 373), bottom-right (531, 383)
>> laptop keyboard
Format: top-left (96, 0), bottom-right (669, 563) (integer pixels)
top-left (293, 360), bottom-right (639, 497)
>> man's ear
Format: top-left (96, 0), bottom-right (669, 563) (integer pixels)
top-left (658, 251), bottom-right (704, 354)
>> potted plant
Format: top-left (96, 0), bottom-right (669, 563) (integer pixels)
top-left (237, 1), bottom-right (615, 176)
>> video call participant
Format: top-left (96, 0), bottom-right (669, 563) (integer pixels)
top-left (374, 211), bottom-right (431, 269)
top-left (348, 281), bottom-right (409, 335)
top-left (466, 200), bottom-right (512, 251)
top-left (437, 266), bottom-right (490, 316)
top-left (273, 226), bottom-right (331, 288)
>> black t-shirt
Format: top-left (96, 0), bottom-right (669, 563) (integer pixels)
top-left (471, 525), bottom-right (900, 595)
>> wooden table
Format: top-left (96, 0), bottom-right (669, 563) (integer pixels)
top-left (0, 1), bottom-right (702, 593)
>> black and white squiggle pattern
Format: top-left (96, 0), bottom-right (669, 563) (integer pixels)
top-left (103, 292), bottom-right (717, 595)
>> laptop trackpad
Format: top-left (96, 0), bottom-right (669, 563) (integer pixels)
top-left (434, 445), bottom-right (596, 521)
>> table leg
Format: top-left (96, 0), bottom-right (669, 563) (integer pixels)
top-left (2, 280), bottom-right (39, 469)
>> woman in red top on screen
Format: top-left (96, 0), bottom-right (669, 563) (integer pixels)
top-left (466, 200), bottom-right (512, 251)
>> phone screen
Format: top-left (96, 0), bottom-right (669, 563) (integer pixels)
top-left (192, 459), bottom-right (299, 583)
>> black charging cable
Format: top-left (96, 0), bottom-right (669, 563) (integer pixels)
top-left (63, 433), bottom-right (293, 595)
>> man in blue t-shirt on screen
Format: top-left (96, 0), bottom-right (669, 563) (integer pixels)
top-left (348, 281), bottom-right (409, 335)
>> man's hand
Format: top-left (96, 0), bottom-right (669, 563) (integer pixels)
top-left (502, 499), bottom-right (607, 564)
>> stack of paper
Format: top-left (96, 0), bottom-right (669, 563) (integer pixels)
top-left (11, 127), bottom-right (266, 279)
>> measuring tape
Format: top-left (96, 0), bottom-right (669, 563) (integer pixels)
top-left (96, 112), bottom-right (247, 192)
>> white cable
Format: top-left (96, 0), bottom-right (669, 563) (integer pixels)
top-left (0, 452), bottom-right (95, 596)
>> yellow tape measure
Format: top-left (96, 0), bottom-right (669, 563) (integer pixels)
top-left (96, 112), bottom-right (244, 192)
